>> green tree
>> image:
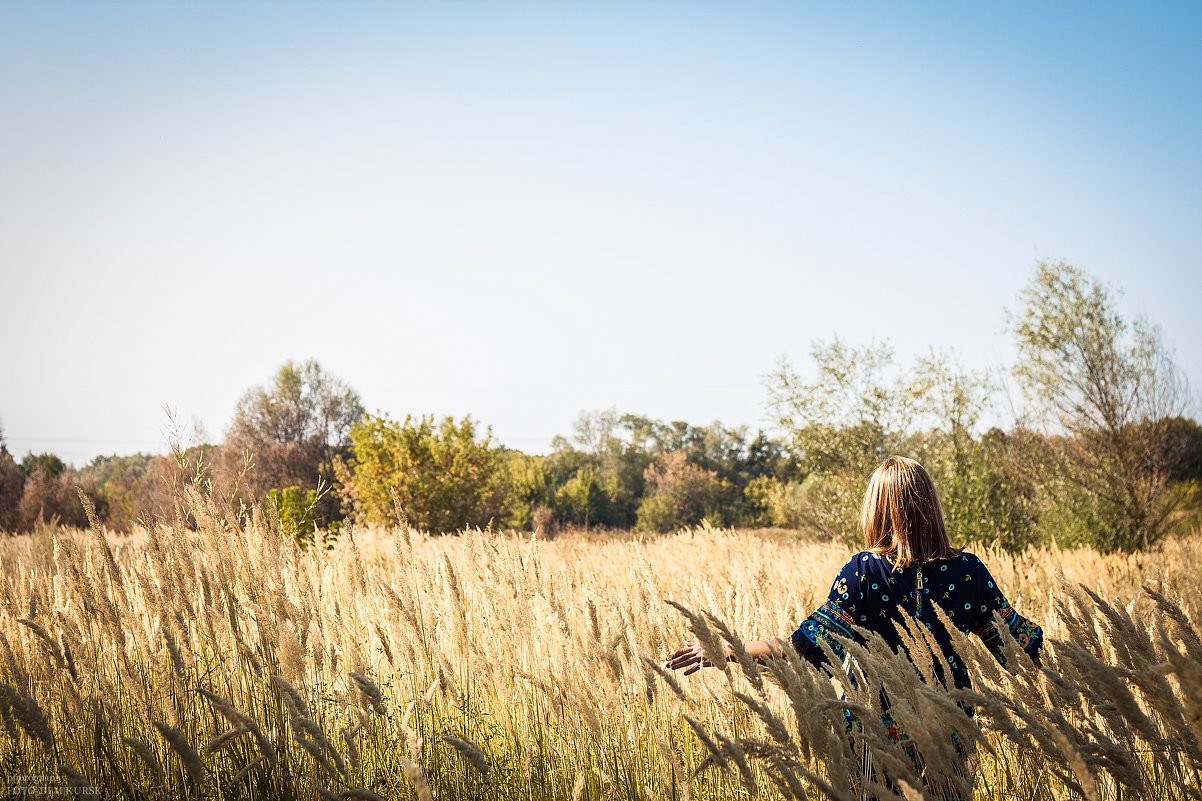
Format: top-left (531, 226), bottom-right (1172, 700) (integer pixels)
top-left (15, 465), bottom-right (93, 529)
top-left (764, 339), bottom-right (914, 539)
top-left (1159, 417), bottom-right (1202, 483)
top-left (635, 451), bottom-right (724, 533)
top-left (623, 416), bottom-right (789, 525)
top-left (558, 408), bottom-right (646, 527)
top-left (230, 360), bottom-right (363, 450)
top-left (501, 450), bottom-right (554, 530)
top-left (1010, 260), bottom-right (1191, 550)
top-left (20, 452), bottom-right (66, 479)
top-left (742, 475), bottom-right (808, 528)
top-left (904, 351), bottom-right (1041, 547)
top-left (0, 424), bottom-right (26, 531)
top-left (80, 453), bottom-right (158, 532)
top-left (225, 359), bottom-right (364, 518)
top-left (548, 409), bottom-right (788, 528)
top-left (554, 466), bottom-right (609, 530)
top-left (764, 340), bottom-right (1027, 546)
top-left (337, 414), bottom-right (507, 533)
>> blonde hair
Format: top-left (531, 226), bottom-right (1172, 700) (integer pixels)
top-left (860, 456), bottom-right (958, 568)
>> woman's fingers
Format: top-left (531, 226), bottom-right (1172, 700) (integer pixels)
top-left (669, 653), bottom-right (699, 671)
top-left (668, 642), bottom-right (707, 672)
top-left (669, 642), bottom-right (696, 658)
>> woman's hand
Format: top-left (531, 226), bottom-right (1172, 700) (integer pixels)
top-left (668, 642), bottom-right (710, 675)
top-left (669, 639), bottom-right (782, 674)
top-left (668, 641), bottom-right (730, 675)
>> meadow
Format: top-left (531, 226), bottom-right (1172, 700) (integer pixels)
top-left (0, 489), bottom-right (1200, 800)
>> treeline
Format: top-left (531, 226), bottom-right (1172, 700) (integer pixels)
top-left (1, 260), bottom-right (1200, 551)
top-left (0, 403), bottom-right (795, 539)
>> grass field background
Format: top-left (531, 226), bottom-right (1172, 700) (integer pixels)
top-left (1, 490), bottom-right (1199, 800)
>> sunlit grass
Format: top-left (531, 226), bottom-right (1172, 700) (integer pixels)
top-left (0, 489), bottom-right (1199, 799)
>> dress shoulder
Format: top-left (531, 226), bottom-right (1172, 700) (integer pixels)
top-left (841, 551), bottom-right (873, 570)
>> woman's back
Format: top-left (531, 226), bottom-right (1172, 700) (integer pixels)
top-left (670, 455), bottom-right (1044, 801)
top-left (792, 549), bottom-right (1043, 689)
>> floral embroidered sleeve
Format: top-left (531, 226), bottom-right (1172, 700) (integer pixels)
top-left (967, 556), bottom-right (1043, 664)
top-left (791, 556), bottom-right (867, 668)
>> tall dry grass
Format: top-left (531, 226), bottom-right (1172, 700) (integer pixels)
top-left (0, 486), bottom-right (1199, 800)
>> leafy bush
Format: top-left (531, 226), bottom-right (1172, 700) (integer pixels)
top-left (16, 468), bottom-right (92, 529)
top-left (267, 485), bottom-right (337, 547)
top-left (552, 466), bottom-right (610, 530)
top-left (743, 475), bottom-right (813, 529)
top-left (337, 413), bottom-right (507, 533)
top-left (635, 452), bottom-right (724, 532)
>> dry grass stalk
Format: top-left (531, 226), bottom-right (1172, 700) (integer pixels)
top-left (230, 754), bottom-right (266, 786)
top-left (153, 720), bottom-right (204, 783)
top-left (272, 674), bottom-right (310, 719)
top-left (162, 627), bottom-right (186, 679)
top-left (400, 756), bottom-right (434, 801)
top-left (341, 721), bottom-right (364, 771)
top-left (349, 671), bottom-right (387, 716)
top-left (206, 727), bottom-right (253, 754)
top-left (0, 684), bottom-right (54, 749)
top-left (342, 788), bottom-right (385, 801)
top-left (58, 764), bottom-right (96, 792)
top-left (291, 716), bottom-right (347, 779)
top-left (197, 687), bottom-right (277, 764)
top-left (122, 736), bottom-right (164, 779)
top-left (16, 618), bottom-right (64, 669)
top-left (443, 734), bottom-right (489, 776)
top-left (0, 693), bottom-right (20, 743)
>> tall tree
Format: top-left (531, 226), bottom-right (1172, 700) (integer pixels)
top-left (1010, 260), bottom-right (1191, 550)
top-left (765, 340), bottom-right (1020, 544)
top-left (764, 338), bottom-right (914, 538)
top-left (225, 360), bottom-right (364, 502)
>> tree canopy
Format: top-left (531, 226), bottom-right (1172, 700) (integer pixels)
top-left (1009, 260), bottom-right (1191, 550)
top-left (1, 262), bottom-right (1198, 550)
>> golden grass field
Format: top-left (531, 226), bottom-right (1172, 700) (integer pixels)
top-left (1, 488), bottom-right (1200, 800)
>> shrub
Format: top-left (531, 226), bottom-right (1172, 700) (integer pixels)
top-left (16, 468), bottom-right (91, 529)
top-left (337, 413), bottom-right (507, 532)
top-left (635, 452), bottom-right (724, 532)
top-left (266, 485), bottom-right (336, 547)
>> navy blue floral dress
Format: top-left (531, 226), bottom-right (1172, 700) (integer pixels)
top-left (791, 550), bottom-right (1043, 690)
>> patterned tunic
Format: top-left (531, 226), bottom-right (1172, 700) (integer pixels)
top-left (790, 550), bottom-right (1043, 690)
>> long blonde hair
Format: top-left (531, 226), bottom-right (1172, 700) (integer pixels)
top-left (860, 456), bottom-right (958, 567)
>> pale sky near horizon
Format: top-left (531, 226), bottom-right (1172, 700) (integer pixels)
top-left (1, 2), bottom-right (1200, 466)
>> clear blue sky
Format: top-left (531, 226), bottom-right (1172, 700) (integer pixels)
top-left (2, 2), bottom-right (1199, 464)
